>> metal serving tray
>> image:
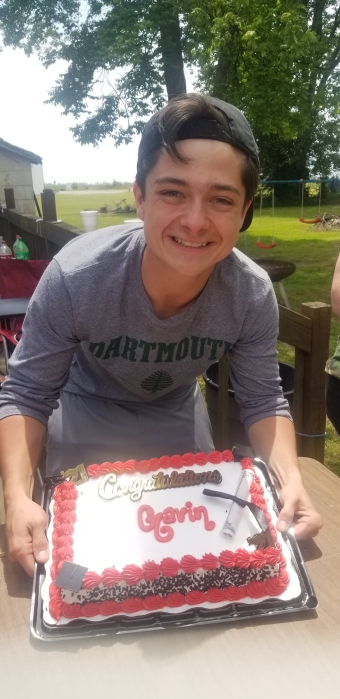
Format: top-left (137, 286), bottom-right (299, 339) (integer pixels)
top-left (30, 458), bottom-right (318, 642)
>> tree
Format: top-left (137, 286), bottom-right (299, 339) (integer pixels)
top-left (190, 1), bottom-right (340, 179)
top-left (1, 0), bottom-right (340, 179)
top-left (0, 0), bottom-right (187, 145)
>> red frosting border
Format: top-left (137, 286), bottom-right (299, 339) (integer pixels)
top-left (86, 450), bottom-right (235, 478)
top-left (49, 453), bottom-right (288, 621)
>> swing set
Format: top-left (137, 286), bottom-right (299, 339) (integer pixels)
top-left (255, 178), bottom-right (340, 241)
top-left (256, 186), bottom-right (276, 248)
top-left (244, 177), bottom-right (340, 308)
top-left (246, 186), bottom-right (294, 308)
top-left (299, 179), bottom-right (322, 224)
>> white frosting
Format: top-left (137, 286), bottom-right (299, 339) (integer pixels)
top-left (41, 461), bottom-right (302, 626)
top-left (73, 461), bottom-right (256, 569)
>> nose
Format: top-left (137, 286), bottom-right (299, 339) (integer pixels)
top-left (179, 197), bottom-right (209, 235)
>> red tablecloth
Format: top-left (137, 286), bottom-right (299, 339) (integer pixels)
top-left (0, 259), bottom-right (50, 299)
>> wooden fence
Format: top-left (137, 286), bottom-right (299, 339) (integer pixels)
top-left (0, 208), bottom-right (80, 260)
top-left (217, 302), bottom-right (332, 463)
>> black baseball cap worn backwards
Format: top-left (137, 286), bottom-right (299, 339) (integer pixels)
top-left (137, 94), bottom-right (260, 232)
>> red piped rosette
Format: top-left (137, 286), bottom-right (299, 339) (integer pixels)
top-left (50, 453), bottom-right (289, 621)
top-left (58, 568), bottom-right (290, 618)
top-left (66, 548), bottom-right (288, 619)
top-left (49, 481), bottom-right (78, 621)
top-left (85, 450), bottom-right (235, 478)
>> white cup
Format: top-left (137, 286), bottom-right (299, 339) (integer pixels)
top-left (80, 210), bottom-right (98, 233)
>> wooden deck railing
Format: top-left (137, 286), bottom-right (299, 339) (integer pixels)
top-left (0, 208), bottom-right (80, 260)
top-left (217, 302), bottom-right (332, 463)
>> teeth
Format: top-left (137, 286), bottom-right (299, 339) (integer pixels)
top-left (173, 237), bottom-right (208, 248)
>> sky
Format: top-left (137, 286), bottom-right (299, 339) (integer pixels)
top-left (0, 46), bottom-right (141, 184)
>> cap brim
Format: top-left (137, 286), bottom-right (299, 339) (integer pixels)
top-left (240, 201), bottom-right (254, 232)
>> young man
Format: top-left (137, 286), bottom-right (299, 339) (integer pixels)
top-left (0, 94), bottom-right (322, 576)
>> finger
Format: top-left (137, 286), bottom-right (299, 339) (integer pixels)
top-left (7, 530), bottom-right (36, 576)
top-left (10, 530), bottom-right (49, 577)
top-left (32, 518), bottom-right (50, 566)
top-left (16, 551), bottom-right (36, 577)
top-left (293, 515), bottom-right (323, 540)
top-left (32, 536), bottom-right (49, 564)
top-left (276, 498), bottom-right (296, 533)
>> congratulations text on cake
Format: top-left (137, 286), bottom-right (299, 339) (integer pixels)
top-left (98, 469), bottom-right (222, 502)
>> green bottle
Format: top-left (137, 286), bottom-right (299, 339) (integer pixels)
top-left (15, 237), bottom-right (30, 260)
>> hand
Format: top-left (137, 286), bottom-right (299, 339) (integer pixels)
top-left (5, 494), bottom-right (49, 576)
top-left (276, 483), bottom-right (323, 539)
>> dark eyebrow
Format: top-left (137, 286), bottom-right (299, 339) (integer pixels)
top-left (209, 183), bottom-right (241, 196)
top-left (154, 177), bottom-right (241, 196)
top-left (154, 177), bottom-right (187, 187)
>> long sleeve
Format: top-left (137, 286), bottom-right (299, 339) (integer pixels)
top-left (229, 285), bottom-right (291, 431)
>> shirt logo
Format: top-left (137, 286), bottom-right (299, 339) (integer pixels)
top-left (140, 370), bottom-right (173, 393)
top-left (88, 335), bottom-right (231, 364)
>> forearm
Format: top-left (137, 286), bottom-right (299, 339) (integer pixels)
top-left (0, 415), bottom-right (46, 506)
top-left (247, 415), bottom-right (302, 487)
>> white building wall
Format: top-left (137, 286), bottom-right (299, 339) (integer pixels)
top-left (0, 151), bottom-right (36, 214)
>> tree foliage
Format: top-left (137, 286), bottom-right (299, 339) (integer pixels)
top-left (189, 0), bottom-right (340, 178)
top-left (0, 1), bottom-right (187, 145)
top-left (0, 0), bottom-right (340, 178)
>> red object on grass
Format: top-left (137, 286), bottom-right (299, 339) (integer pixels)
top-left (255, 241), bottom-right (277, 249)
top-left (299, 217), bottom-right (322, 224)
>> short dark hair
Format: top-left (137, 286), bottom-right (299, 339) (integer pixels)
top-left (136, 93), bottom-right (259, 203)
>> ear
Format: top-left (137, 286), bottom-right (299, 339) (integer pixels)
top-left (239, 199), bottom-right (253, 232)
top-left (133, 181), bottom-right (145, 221)
top-left (241, 198), bottom-right (252, 221)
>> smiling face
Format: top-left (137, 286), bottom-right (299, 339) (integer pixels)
top-left (134, 139), bottom-right (251, 284)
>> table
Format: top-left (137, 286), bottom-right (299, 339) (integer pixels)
top-left (0, 297), bottom-right (30, 319)
top-left (1, 458), bottom-right (340, 699)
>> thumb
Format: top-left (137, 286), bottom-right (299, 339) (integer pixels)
top-left (32, 521), bottom-right (49, 564)
top-left (276, 497), bottom-right (295, 533)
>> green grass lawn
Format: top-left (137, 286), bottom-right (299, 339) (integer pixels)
top-left (53, 191), bottom-right (340, 475)
top-left (53, 190), bottom-right (137, 229)
top-left (238, 205), bottom-right (340, 476)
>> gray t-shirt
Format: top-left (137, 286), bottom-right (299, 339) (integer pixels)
top-left (0, 224), bottom-right (291, 429)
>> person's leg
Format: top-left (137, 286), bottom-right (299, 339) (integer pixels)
top-left (326, 374), bottom-right (340, 435)
top-left (46, 382), bottom-right (214, 476)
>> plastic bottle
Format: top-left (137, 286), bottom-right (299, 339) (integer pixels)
top-left (0, 240), bottom-right (12, 259)
top-left (12, 234), bottom-right (21, 257)
top-left (15, 237), bottom-right (30, 260)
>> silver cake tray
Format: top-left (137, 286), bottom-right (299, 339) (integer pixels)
top-left (30, 458), bottom-right (318, 641)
